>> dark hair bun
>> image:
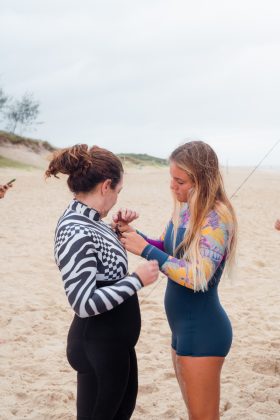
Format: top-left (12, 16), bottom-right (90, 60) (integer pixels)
top-left (45, 143), bottom-right (123, 194)
top-left (46, 144), bottom-right (91, 178)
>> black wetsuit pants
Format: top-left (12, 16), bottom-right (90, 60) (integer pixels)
top-left (66, 294), bottom-right (141, 420)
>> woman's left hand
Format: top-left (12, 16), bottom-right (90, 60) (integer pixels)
top-left (112, 208), bottom-right (139, 224)
top-left (120, 231), bottom-right (148, 255)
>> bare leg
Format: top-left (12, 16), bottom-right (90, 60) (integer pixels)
top-left (175, 355), bottom-right (224, 420)
top-left (172, 348), bottom-right (188, 412)
top-left (171, 348), bottom-right (178, 380)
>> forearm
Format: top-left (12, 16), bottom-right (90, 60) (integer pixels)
top-left (141, 244), bottom-right (194, 289)
top-left (57, 235), bottom-right (143, 318)
top-left (64, 273), bottom-right (142, 318)
top-left (141, 244), bottom-right (222, 290)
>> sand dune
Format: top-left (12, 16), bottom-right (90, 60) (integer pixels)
top-left (0, 164), bottom-right (280, 419)
top-left (0, 143), bottom-right (50, 168)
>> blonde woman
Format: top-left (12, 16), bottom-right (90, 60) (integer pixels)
top-left (115, 141), bottom-right (237, 420)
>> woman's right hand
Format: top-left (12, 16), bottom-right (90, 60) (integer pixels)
top-left (275, 219), bottom-right (280, 231)
top-left (135, 260), bottom-right (159, 287)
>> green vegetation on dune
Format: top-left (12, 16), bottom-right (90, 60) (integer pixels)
top-left (117, 153), bottom-right (167, 166)
top-left (0, 131), bottom-right (56, 153)
top-left (0, 131), bottom-right (167, 168)
top-left (0, 154), bottom-right (36, 169)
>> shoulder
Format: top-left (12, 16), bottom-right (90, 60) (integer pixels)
top-left (175, 203), bottom-right (191, 227)
top-left (55, 223), bottom-right (96, 249)
top-left (205, 206), bottom-right (233, 230)
top-left (201, 208), bottom-right (233, 248)
top-left (55, 213), bottom-right (98, 245)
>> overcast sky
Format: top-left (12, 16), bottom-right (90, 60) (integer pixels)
top-left (1, 0), bottom-right (280, 165)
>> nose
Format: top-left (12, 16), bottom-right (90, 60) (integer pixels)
top-left (170, 179), bottom-right (177, 191)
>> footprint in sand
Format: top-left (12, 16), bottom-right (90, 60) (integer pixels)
top-left (138, 384), bottom-right (159, 394)
top-left (252, 358), bottom-right (280, 375)
top-left (222, 401), bottom-right (232, 412)
top-left (162, 408), bottom-right (179, 418)
top-left (163, 371), bottom-right (176, 380)
top-left (16, 392), bottom-right (28, 399)
top-left (270, 341), bottom-right (280, 349)
top-left (254, 260), bottom-right (266, 267)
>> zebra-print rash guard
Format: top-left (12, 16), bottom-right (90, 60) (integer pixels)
top-left (54, 199), bottom-right (143, 318)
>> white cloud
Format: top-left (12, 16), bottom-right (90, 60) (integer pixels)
top-left (0, 0), bottom-right (280, 165)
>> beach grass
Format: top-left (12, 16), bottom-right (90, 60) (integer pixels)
top-left (0, 154), bottom-right (36, 169)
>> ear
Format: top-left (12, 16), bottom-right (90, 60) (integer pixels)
top-left (100, 179), bottom-right (112, 195)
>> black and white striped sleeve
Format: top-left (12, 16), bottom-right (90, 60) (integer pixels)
top-left (56, 232), bottom-right (143, 318)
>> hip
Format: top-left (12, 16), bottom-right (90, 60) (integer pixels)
top-left (164, 279), bottom-right (231, 329)
top-left (68, 293), bottom-right (141, 346)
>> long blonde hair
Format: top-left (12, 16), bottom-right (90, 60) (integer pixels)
top-left (171, 141), bottom-right (237, 291)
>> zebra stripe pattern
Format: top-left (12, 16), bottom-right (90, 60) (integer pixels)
top-left (54, 199), bottom-right (142, 318)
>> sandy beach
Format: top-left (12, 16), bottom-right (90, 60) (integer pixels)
top-left (0, 164), bottom-right (280, 419)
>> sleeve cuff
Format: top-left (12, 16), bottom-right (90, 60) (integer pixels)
top-left (141, 244), bottom-right (169, 267)
top-left (131, 272), bottom-right (144, 287)
top-left (136, 230), bottom-right (148, 240)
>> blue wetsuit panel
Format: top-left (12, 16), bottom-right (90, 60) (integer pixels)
top-left (163, 223), bottom-right (232, 357)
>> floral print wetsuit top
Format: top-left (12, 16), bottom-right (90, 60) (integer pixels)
top-left (140, 203), bottom-right (233, 289)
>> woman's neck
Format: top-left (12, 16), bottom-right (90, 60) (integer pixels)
top-left (75, 193), bottom-right (104, 218)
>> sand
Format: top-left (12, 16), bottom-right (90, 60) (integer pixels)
top-left (0, 163), bottom-right (280, 419)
